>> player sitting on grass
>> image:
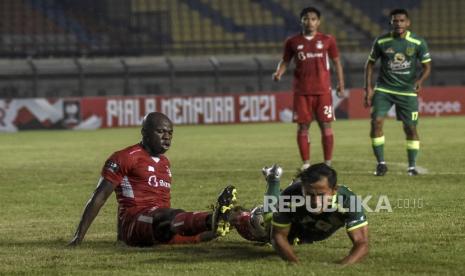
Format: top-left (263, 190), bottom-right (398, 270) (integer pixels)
top-left (229, 164), bottom-right (369, 265)
top-left (69, 112), bottom-right (237, 247)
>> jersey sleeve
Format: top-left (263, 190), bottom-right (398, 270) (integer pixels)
top-left (418, 39), bottom-right (432, 63)
top-left (367, 38), bottom-right (381, 62)
top-left (101, 151), bottom-right (131, 187)
top-left (327, 36), bottom-right (339, 59)
top-left (282, 37), bottom-right (294, 63)
top-left (339, 186), bottom-right (368, 232)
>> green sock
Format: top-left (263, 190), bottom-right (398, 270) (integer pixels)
top-left (264, 178), bottom-right (280, 217)
top-left (372, 136), bottom-right (385, 163)
top-left (407, 140), bottom-right (420, 168)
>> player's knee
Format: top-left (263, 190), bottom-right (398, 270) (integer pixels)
top-left (297, 123), bottom-right (309, 132)
top-left (322, 126), bottom-right (333, 136)
top-left (152, 208), bottom-right (184, 224)
top-left (371, 118), bottom-right (383, 130)
top-left (403, 124), bottom-right (418, 138)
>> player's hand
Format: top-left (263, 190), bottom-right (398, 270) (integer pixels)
top-left (67, 236), bottom-right (82, 247)
top-left (364, 87), bottom-right (374, 108)
top-left (414, 80), bottom-right (422, 94)
top-left (336, 83), bottom-right (345, 98)
top-left (272, 72), bottom-right (282, 82)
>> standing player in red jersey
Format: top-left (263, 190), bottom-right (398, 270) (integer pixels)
top-left (69, 112), bottom-right (237, 247)
top-left (273, 7), bottom-right (345, 170)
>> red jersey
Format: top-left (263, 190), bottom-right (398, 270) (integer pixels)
top-left (101, 143), bottom-right (172, 218)
top-left (282, 32), bottom-right (339, 95)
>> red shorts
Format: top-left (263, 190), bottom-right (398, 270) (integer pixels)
top-left (293, 94), bottom-right (334, 123)
top-left (120, 207), bottom-right (159, 247)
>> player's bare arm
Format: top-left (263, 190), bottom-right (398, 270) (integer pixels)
top-left (338, 225), bottom-right (369, 266)
top-left (364, 60), bottom-right (375, 107)
top-left (272, 59), bottom-right (289, 82)
top-left (271, 225), bottom-right (299, 263)
top-left (414, 62), bottom-right (432, 94)
top-left (332, 57), bottom-right (345, 97)
top-left (68, 178), bottom-right (115, 246)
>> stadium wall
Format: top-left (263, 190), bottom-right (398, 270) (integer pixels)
top-left (1, 87), bottom-right (464, 132)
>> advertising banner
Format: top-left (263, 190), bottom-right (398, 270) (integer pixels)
top-left (1, 87), bottom-right (464, 132)
top-left (348, 87), bottom-right (465, 119)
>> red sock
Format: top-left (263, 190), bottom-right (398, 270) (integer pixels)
top-left (297, 130), bottom-right (310, 162)
top-left (322, 128), bottom-right (334, 161)
top-left (168, 234), bottom-right (202, 244)
top-left (171, 212), bottom-right (210, 236)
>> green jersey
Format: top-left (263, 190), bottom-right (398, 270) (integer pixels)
top-left (368, 31), bottom-right (431, 96)
top-left (272, 184), bottom-right (367, 244)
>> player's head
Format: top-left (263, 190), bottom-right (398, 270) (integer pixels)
top-left (298, 163), bottom-right (337, 213)
top-left (389, 8), bottom-right (410, 35)
top-left (141, 112), bottom-right (173, 156)
top-left (300, 7), bottom-right (321, 34)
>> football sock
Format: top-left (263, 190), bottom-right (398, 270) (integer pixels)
top-left (171, 211), bottom-right (210, 236)
top-left (371, 136), bottom-right (385, 163)
top-left (407, 140), bottom-right (420, 168)
top-left (297, 130), bottom-right (310, 162)
top-left (322, 127), bottom-right (334, 162)
top-left (231, 210), bottom-right (251, 230)
top-left (265, 176), bottom-right (280, 214)
top-left (265, 178), bottom-right (280, 198)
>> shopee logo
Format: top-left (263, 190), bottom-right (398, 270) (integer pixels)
top-left (419, 98), bottom-right (462, 115)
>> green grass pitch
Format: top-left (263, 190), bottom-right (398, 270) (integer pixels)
top-left (1, 117), bottom-right (465, 275)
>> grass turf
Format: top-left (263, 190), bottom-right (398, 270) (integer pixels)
top-left (1, 117), bottom-right (464, 275)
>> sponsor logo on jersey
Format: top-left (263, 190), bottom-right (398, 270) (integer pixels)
top-left (316, 40), bottom-right (323, 49)
top-left (297, 51), bottom-right (324, 61)
top-left (297, 44), bottom-right (304, 50)
top-left (388, 52), bottom-right (412, 71)
top-left (105, 160), bottom-right (120, 173)
top-left (394, 53), bottom-right (405, 63)
top-left (148, 166), bottom-right (155, 172)
top-left (148, 175), bottom-right (171, 188)
top-left (385, 47), bottom-right (395, 54)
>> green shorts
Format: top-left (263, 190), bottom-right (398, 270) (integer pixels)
top-left (371, 91), bottom-right (419, 126)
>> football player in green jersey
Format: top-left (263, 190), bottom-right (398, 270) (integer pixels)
top-left (364, 9), bottom-right (431, 176)
top-left (229, 164), bottom-right (369, 265)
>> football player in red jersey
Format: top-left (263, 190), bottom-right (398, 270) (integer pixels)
top-left (69, 112), bottom-right (237, 247)
top-left (273, 7), bottom-right (345, 170)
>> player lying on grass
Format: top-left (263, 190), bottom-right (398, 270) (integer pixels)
top-left (229, 164), bottom-right (369, 265)
top-left (69, 112), bottom-right (237, 247)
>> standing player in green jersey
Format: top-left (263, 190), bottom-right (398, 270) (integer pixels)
top-left (364, 8), bottom-right (431, 176)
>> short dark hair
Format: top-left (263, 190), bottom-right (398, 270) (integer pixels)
top-left (298, 163), bottom-right (337, 189)
top-left (390, 8), bottom-right (409, 18)
top-left (300, 7), bottom-right (321, 19)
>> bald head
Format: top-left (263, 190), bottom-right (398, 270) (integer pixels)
top-left (141, 112), bottom-right (173, 156)
top-left (142, 112), bottom-right (172, 132)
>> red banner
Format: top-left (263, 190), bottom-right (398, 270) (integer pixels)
top-left (80, 92), bottom-right (294, 128)
top-left (1, 87), bottom-right (464, 132)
